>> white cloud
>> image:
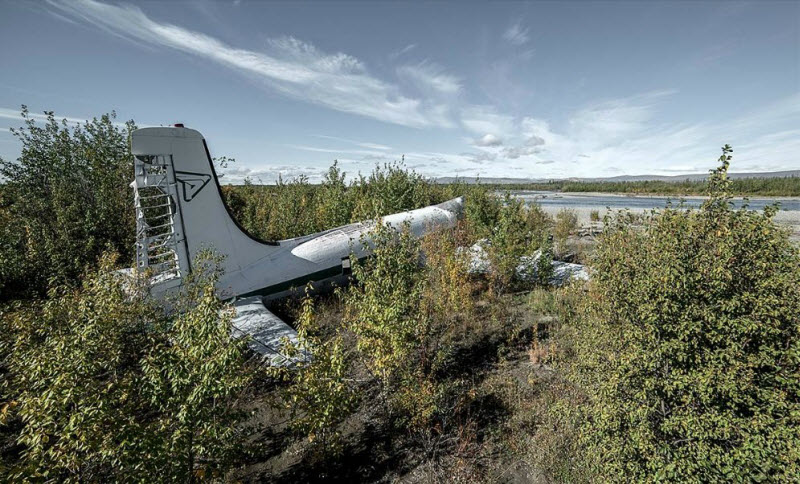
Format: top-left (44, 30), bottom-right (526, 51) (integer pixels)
top-left (457, 91), bottom-right (800, 178)
top-left (229, 90), bottom-right (798, 181)
top-left (48, 0), bottom-right (454, 129)
top-left (0, 106), bottom-right (132, 127)
top-left (313, 134), bottom-right (392, 151)
top-left (474, 133), bottom-right (502, 147)
top-left (397, 61), bottom-right (462, 95)
top-left (39, 1), bottom-right (800, 180)
top-left (503, 22), bottom-right (529, 46)
top-left (390, 43), bottom-right (417, 59)
top-left (358, 142), bottom-right (392, 151)
top-left (0, 107), bottom-right (90, 125)
top-left (567, 90), bottom-right (675, 146)
top-left (287, 144), bottom-right (391, 158)
top-left (220, 164), bottom-right (328, 184)
top-left (460, 105), bottom-right (515, 138)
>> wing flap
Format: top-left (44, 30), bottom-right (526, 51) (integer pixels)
top-left (230, 296), bottom-right (308, 367)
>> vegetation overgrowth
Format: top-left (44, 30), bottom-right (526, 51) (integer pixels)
top-left (1, 109), bottom-right (798, 482)
top-left (219, 161), bottom-right (493, 242)
top-left (558, 146), bottom-right (800, 481)
top-left (0, 107), bottom-right (135, 300)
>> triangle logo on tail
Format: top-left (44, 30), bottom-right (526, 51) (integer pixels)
top-left (175, 171), bottom-right (212, 202)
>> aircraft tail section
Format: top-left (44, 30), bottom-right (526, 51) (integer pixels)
top-left (131, 126), bottom-right (279, 297)
top-left (131, 125), bottom-right (466, 300)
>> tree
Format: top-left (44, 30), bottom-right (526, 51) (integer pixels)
top-left (0, 107), bottom-right (135, 300)
top-left (315, 161), bottom-right (352, 230)
top-left (345, 221), bottom-right (427, 410)
top-left (344, 222), bottom-right (475, 430)
top-left (2, 253), bottom-right (160, 481)
top-left (2, 252), bottom-right (253, 482)
top-left (139, 253), bottom-right (252, 481)
top-left (487, 194), bottom-right (549, 290)
top-left (272, 292), bottom-right (357, 455)
top-left (568, 146), bottom-right (800, 481)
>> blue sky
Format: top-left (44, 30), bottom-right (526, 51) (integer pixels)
top-left (0, 0), bottom-right (797, 183)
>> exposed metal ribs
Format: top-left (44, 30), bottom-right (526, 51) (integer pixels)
top-left (132, 154), bottom-right (187, 288)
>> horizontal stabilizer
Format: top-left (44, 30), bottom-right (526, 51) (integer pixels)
top-left (230, 296), bottom-right (308, 367)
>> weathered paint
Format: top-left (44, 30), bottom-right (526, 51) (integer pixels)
top-left (131, 126), bottom-right (464, 301)
top-left (130, 126), bottom-right (464, 360)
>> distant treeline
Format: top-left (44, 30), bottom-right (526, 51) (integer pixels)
top-left (476, 176), bottom-right (800, 197)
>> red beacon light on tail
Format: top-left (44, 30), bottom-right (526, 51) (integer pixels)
top-left (173, 123), bottom-right (185, 128)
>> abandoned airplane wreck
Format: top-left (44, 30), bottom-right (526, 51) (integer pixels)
top-left (129, 125), bottom-right (586, 365)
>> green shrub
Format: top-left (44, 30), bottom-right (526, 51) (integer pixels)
top-left (344, 221), bottom-right (475, 431)
top-left (349, 161), bottom-right (436, 220)
top-left (487, 195), bottom-right (550, 290)
top-left (553, 208), bottom-right (578, 255)
top-left (219, 160), bottom-right (454, 242)
top-left (2, 252), bottom-right (252, 481)
top-left (139, 253), bottom-right (252, 481)
top-left (461, 184), bottom-right (502, 239)
top-left (527, 201), bottom-right (554, 232)
top-left (344, 222), bottom-right (426, 413)
top-left (271, 291), bottom-right (357, 455)
top-left (567, 146), bottom-right (800, 481)
top-left (0, 107), bottom-right (135, 300)
top-left (315, 161), bottom-right (352, 229)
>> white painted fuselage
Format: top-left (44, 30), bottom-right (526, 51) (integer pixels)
top-left (131, 126), bottom-right (463, 301)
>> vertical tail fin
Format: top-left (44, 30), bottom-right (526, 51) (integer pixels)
top-left (131, 126), bottom-right (279, 297)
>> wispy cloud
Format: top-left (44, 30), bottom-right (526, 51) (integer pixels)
top-left (39, 1), bottom-right (800, 180)
top-left (460, 105), bottom-right (515, 138)
top-left (389, 43), bottom-right (417, 59)
top-left (313, 135), bottom-right (392, 151)
top-left (503, 22), bottom-right (529, 46)
top-left (564, 90), bottom-right (677, 149)
top-left (397, 61), bottom-right (462, 95)
top-left (220, 164), bottom-right (329, 184)
top-left (286, 144), bottom-right (391, 159)
top-left (0, 107), bottom-right (91, 125)
top-left (0, 106), bottom-right (132, 127)
top-left (48, 0), bottom-right (454, 129)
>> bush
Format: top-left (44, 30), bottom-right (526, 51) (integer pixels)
top-left (487, 195), bottom-right (550, 290)
top-left (350, 161), bottom-right (437, 220)
top-left (344, 222), bottom-right (427, 417)
top-left (1, 252), bottom-right (252, 481)
top-left (567, 146), bottom-right (800, 481)
top-left (219, 161), bottom-right (453, 242)
top-left (553, 209), bottom-right (578, 255)
top-left (0, 107), bottom-right (135, 300)
top-left (344, 221), bottom-right (475, 431)
top-left (460, 184), bottom-right (502, 239)
top-left (272, 292), bottom-right (357, 455)
top-left (315, 161), bottom-right (352, 229)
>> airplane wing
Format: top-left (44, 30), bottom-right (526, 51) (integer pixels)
top-left (229, 296), bottom-right (309, 367)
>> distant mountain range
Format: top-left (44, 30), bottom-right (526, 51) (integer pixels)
top-left (435, 170), bottom-right (800, 185)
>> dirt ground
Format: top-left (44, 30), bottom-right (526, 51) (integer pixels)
top-left (230, 290), bottom-right (573, 483)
